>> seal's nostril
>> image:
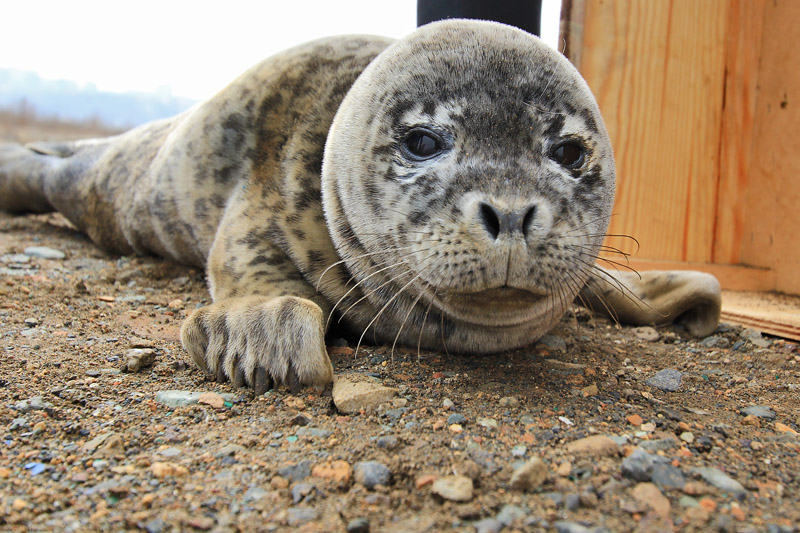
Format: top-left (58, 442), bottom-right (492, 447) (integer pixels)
top-left (521, 205), bottom-right (537, 238)
top-left (479, 203), bottom-right (501, 240)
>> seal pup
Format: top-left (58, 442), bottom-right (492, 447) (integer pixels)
top-left (0, 20), bottom-right (721, 393)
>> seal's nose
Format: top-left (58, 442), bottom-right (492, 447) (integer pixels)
top-left (478, 202), bottom-right (537, 240)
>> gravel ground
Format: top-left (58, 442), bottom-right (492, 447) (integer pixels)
top-left (1, 211), bottom-right (798, 533)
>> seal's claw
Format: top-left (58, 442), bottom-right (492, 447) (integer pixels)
top-left (254, 366), bottom-right (270, 396)
top-left (233, 363), bottom-right (246, 389)
top-left (287, 363), bottom-right (301, 394)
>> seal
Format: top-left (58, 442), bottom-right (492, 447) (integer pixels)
top-left (0, 20), bottom-right (721, 393)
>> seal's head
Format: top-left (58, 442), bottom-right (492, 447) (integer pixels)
top-left (321, 19), bottom-right (615, 353)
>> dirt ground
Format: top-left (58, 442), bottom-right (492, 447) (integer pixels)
top-left (1, 119), bottom-right (798, 532)
top-left (1, 208), bottom-right (798, 533)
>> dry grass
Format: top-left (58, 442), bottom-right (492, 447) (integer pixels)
top-left (0, 107), bottom-right (123, 144)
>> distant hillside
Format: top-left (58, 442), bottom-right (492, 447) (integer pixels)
top-left (0, 69), bottom-right (197, 129)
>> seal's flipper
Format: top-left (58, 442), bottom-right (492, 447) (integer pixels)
top-left (580, 268), bottom-right (722, 337)
top-left (0, 143), bottom-right (66, 213)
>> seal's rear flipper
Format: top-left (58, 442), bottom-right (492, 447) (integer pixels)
top-left (579, 268), bottom-right (722, 337)
top-left (0, 143), bottom-right (69, 214)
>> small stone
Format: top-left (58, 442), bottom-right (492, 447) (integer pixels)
top-left (332, 375), bottom-right (399, 414)
top-left (99, 433), bottom-right (125, 455)
top-left (23, 317), bottom-right (39, 327)
top-left (121, 348), bottom-right (157, 372)
top-left (415, 474), bottom-right (437, 489)
top-left (680, 431), bottom-right (695, 444)
top-left (286, 507), bottom-right (318, 526)
top-left (442, 398), bottom-right (455, 409)
top-left (582, 384), bottom-right (599, 397)
top-left (11, 498), bottom-right (28, 511)
top-left (553, 522), bottom-right (595, 533)
top-left (739, 405), bottom-right (776, 420)
top-left (498, 396), bottom-right (520, 407)
top-left (353, 461), bottom-right (391, 489)
top-left (431, 475), bottom-right (473, 502)
top-left (312, 460), bottom-right (351, 485)
top-left (509, 456), bottom-right (548, 491)
top-left (634, 326), bottom-right (660, 342)
top-left (621, 448), bottom-right (668, 482)
top-left (187, 516), bottom-right (215, 530)
top-left (291, 482), bottom-right (315, 504)
top-left (24, 246), bottom-right (66, 259)
top-left (453, 459), bottom-right (481, 481)
top-left (448, 423), bottom-right (463, 433)
top-left (640, 422), bottom-right (656, 432)
top-left (477, 417), bottom-right (498, 428)
top-left (565, 493), bottom-right (581, 511)
top-left (295, 427), bottom-right (333, 438)
top-left (13, 396), bottom-right (53, 413)
top-left (154, 390), bottom-right (238, 408)
top-left (198, 392), bottom-right (225, 409)
top-left (496, 504), bottom-right (527, 526)
top-left (214, 444), bottom-right (244, 458)
top-left (376, 436), bottom-right (398, 449)
top-left (556, 461), bottom-right (572, 476)
top-left (270, 476), bottom-right (289, 489)
top-left (638, 437), bottom-right (678, 452)
top-left (627, 414), bottom-right (644, 426)
top-left (474, 518), bottom-right (504, 533)
top-left (447, 413), bottom-right (467, 425)
top-left (167, 298), bottom-right (184, 310)
top-left (645, 368), bottom-right (683, 392)
top-left (150, 461), bottom-right (189, 478)
top-left (739, 328), bottom-right (771, 348)
top-left (650, 463), bottom-right (686, 490)
top-left (82, 432), bottom-right (116, 453)
top-left (346, 517), bottom-right (370, 533)
top-left (775, 422), bottom-right (798, 435)
top-left (278, 461), bottom-right (311, 482)
top-left (145, 517), bottom-right (167, 533)
top-left (691, 467), bottom-right (747, 497)
top-left (631, 482), bottom-right (671, 517)
top-left (565, 435), bottom-right (619, 457)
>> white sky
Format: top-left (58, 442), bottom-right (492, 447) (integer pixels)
top-left (0, 0), bottom-right (562, 101)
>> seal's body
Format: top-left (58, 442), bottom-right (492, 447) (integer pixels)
top-left (0, 21), bottom-right (721, 392)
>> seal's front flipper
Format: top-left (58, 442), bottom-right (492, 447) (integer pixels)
top-left (580, 268), bottom-right (722, 337)
top-left (0, 143), bottom-right (66, 213)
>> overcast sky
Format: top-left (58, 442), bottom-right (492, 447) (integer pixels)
top-left (0, 0), bottom-right (562, 101)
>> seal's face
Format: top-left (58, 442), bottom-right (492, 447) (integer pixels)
top-left (322, 19), bottom-right (615, 351)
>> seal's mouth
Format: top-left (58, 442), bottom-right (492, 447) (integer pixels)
top-left (434, 285), bottom-right (550, 326)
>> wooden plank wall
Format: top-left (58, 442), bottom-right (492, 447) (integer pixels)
top-left (561, 0), bottom-right (800, 295)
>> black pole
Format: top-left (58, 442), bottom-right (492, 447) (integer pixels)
top-left (417, 0), bottom-right (543, 37)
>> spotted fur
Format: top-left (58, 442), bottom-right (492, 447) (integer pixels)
top-left (0, 20), bottom-right (720, 391)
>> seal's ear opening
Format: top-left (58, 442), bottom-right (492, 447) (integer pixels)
top-left (416, 0), bottom-right (543, 37)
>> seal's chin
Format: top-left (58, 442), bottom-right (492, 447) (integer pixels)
top-left (436, 286), bottom-right (551, 327)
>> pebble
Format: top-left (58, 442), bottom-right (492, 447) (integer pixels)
top-left (150, 462), bottom-right (189, 478)
top-left (442, 398), bottom-right (455, 409)
top-left (496, 504), bottom-right (526, 526)
top-left (554, 522), bottom-right (608, 533)
top-left (564, 435), bottom-right (619, 456)
top-left (122, 349), bottom-right (157, 372)
top-left (447, 413), bottom-right (467, 425)
top-left (476, 417), bottom-right (498, 428)
top-left (243, 486), bottom-right (269, 502)
top-left (509, 456), bottom-right (548, 491)
top-left (332, 375), bottom-right (399, 414)
top-left (376, 436), bottom-right (398, 449)
top-left (474, 518), bottom-right (504, 533)
top-left (353, 461), bottom-right (391, 488)
top-left (680, 431), bottom-right (695, 443)
top-left (286, 507), bottom-right (318, 526)
top-left (634, 326), bottom-right (660, 342)
top-left (645, 368), bottom-right (683, 392)
top-left (565, 493), bottom-right (581, 511)
top-left (11, 498), bottom-right (28, 511)
top-left (23, 317), bottom-right (39, 327)
top-left (691, 467), bottom-right (747, 497)
top-left (631, 482), bottom-right (671, 517)
top-left (24, 246), bottom-right (66, 259)
top-left (431, 475), bottom-right (474, 502)
top-left (650, 463), bottom-right (686, 489)
top-left (638, 437), bottom-right (678, 452)
top-left (739, 405), bottom-right (776, 420)
top-left (13, 396), bottom-right (53, 413)
top-left (739, 328), bottom-right (771, 348)
top-left (312, 460), bottom-right (352, 485)
top-left (198, 392), bottom-right (225, 409)
top-left (295, 427), bottom-right (332, 439)
top-left (621, 448), bottom-right (668, 482)
top-left (291, 482), bottom-right (315, 504)
top-left (278, 461), bottom-right (311, 482)
top-left (346, 517), bottom-right (370, 533)
top-left (154, 390), bottom-right (238, 408)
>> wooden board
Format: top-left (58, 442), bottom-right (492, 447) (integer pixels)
top-left (721, 291), bottom-right (800, 342)
top-left (562, 0), bottom-right (800, 296)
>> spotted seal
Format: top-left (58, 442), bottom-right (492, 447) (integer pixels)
top-left (0, 20), bottom-right (721, 393)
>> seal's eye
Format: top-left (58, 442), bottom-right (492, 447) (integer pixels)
top-left (403, 129), bottom-right (443, 160)
top-left (551, 141), bottom-right (585, 169)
